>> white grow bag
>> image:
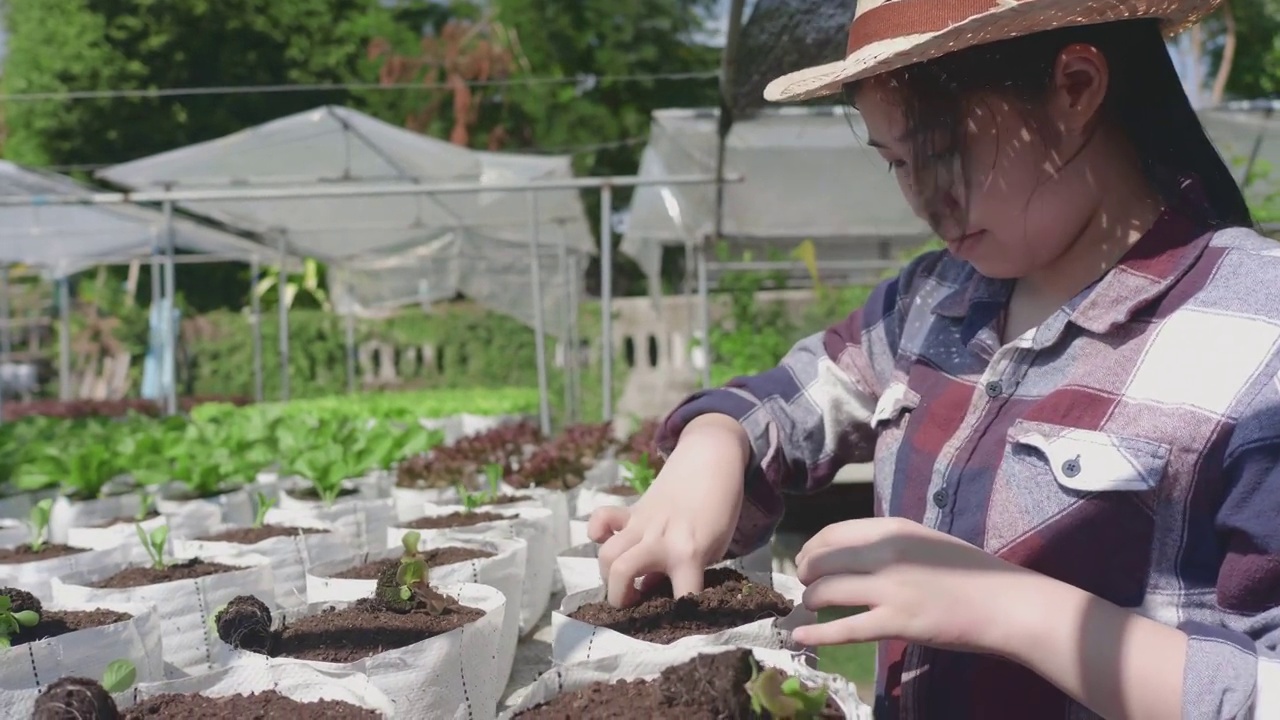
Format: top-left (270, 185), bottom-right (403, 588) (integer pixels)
top-left (555, 540), bottom-right (776, 598)
top-left (222, 582), bottom-right (506, 720)
top-left (156, 484), bottom-right (258, 528)
top-left (501, 644), bottom-right (872, 719)
top-left (305, 533), bottom-right (527, 693)
top-left (390, 505), bottom-right (553, 636)
top-left (267, 497), bottom-right (396, 556)
top-left (67, 504), bottom-right (223, 564)
top-left (551, 571), bottom-right (813, 665)
top-left (0, 661), bottom-right (397, 717)
top-left (0, 599), bottom-right (165, 688)
top-left (48, 492), bottom-right (140, 545)
top-left (0, 542), bottom-right (128, 602)
top-left (51, 552), bottom-right (275, 675)
top-left (175, 519), bottom-right (351, 608)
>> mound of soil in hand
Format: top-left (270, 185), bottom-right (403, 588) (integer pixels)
top-left (332, 546), bottom-right (496, 580)
top-left (215, 589), bottom-right (484, 664)
top-left (198, 525), bottom-right (328, 544)
top-left (122, 691), bottom-right (382, 719)
top-left (515, 647), bottom-right (845, 719)
top-left (402, 510), bottom-right (509, 530)
top-left (90, 511), bottom-right (160, 528)
top-left (0, 586), bottom-right (132, 647)
top-left (0, 544), bottom-right (87, 564)
top-left (90, 559), bottom-right (238, 589)
top-left (32, 676), bottom-right (118, 720)
top-left (568, 568), bottom-right (792, 644)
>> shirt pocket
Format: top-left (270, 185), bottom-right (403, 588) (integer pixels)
top-left (870, 381), bottom-right (920, 516)
top-left (994, 418), bottom-right (1169, 608)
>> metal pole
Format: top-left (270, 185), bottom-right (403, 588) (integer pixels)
top-left (527, 191), bottom-right (552, 436)
top-left (567, 252), bottom-right (581, 425)
top-left (0, 266), bottom-right (7, 424)
top-left (697, 242), bottom-right (712, 389)
top-left (345, 312), bottom-right (356, 394)
top-left (599, 184), bottom-right (614, 422)
top-left (57, 277), bottom-right (71, 401)
top-left (556, 220), bottom-right (572, 422)
top-left (249, 255), bottom-right (264, 403)
top-left (276, 234), bottom-right (290, 401)
top-left (162, 199), bottom-right (178, 415)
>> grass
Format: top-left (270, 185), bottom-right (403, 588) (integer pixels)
top-left (814, 607), bottom-right (877, 699)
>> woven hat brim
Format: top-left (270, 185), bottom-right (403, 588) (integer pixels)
top-left (763, 0), bottom-right (1224, 103)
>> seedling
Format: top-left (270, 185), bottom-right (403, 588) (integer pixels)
top-left (743, 658), bottom-right (829, 719)
top-left (379, 531), bottom-right (449, 616)
top-left (135, 493), bottom-right (155, 521)
top-left (621, 453), bottom-right (657, 494)
top-left (0, 594), bottom-right (39, 650)
top-left (100, 658), bottom-right (137, 693)
top-left (135, 523), bottom-right (170, 570)
top-left (456, 463), bottom-right (503, 512)
top-left (27, 498), bottom-right (52, 552)
top-left (252, 491), bottom-right (275, 529)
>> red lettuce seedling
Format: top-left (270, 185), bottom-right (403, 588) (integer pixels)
top-left (377, 531), bottom-right (449, 616)
top-left (743, 658), bottom-right (830, 719)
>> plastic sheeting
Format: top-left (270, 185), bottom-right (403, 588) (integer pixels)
top-left (95, 106), bottom-right (595, 329)
top-left (0, 161), bottom-right (273, 278)
top-left (620, 106), bottom-right (932, 282)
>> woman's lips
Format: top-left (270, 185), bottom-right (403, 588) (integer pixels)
top-left (946, 230), bottom-right (984, 255)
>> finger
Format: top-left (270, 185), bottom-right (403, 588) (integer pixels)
top-left (790, 606), bottom-right (893, 647)
top-left (606, 542), bottom-right (665, 608)
top-left (667, 556), bottom-right (707, 599)
top-left (596, 529), bottom-right (639, 587)
top-left (801, 573), bottom-right (878, 612)
top-left (637, 572), bottom-right (667, 595)
top-left (796, 519), bottom-right (878, 566)
top-left (587, 506), bottom-right (631, 544)
top-left (795, 545), bottom-right (874, 586)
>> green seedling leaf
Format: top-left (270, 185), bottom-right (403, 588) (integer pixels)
top-left (0, 593), bottom-right (40, 651)
top-left (136, 522), bottom-right (169, 570)
top-left (135, 493), bottom-right (155, 521)
top-left (400, 530), bottom-right (421, 556)
top-left (11, 611), bottom-right (38, 628)
top-left (101, 659), bottom-right (137, 694)
top-left (252, 491), bottom-right (275, 529)
top-left (28, 498), bottom-right (52, 552)
top-left (743, 658), bottom-right (829, 719)
top-left (622, 453), bottom-right (657, 495)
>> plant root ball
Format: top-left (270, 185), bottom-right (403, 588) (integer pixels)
top-left (214, 594), bottom-right (274, 654)
top-left (0, 586), bottom-right (43, 616)
top-left (32, 676), bottom-right (119, 720)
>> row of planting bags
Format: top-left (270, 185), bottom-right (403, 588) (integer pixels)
top-left (0, 416), bottom-right (872, 719)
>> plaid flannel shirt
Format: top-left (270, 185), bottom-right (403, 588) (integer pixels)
top-left (658, 183), bottom-right (1280, 719)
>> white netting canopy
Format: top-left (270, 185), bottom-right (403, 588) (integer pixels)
top-left (620, 106), bottom-right (933, 284)
top-left (96, 105), bottom-right (595, 330)
top-left (0, 161), bottom-right (273, 278)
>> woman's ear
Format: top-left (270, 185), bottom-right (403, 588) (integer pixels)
top-left (1049, 43), bottom-right (1110, 137)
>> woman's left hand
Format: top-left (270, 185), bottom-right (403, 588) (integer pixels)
top-left (791, 516), bottom-right (1046, 657)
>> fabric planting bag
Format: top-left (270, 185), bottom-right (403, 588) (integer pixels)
top-left (496, 486), bottom-right (570, 554)
top-left (391, 484), bottom-right (461, 523)
top-left (555, 540), bottom-right (776, 598)
top-left (0, 662), bottom-right (397, 717)
top-left (48, 492), bottom-right (140, 544)
top-left (500, 644), bottom-right (873, 719)
top-left (267, 497), bottom-right (396, 555)
top-left (221, 583), bottom-right (507, 720)
top-left (390, 504), bottom-right (554, 636)
top-left (175, 518), bottom-right (352, 608)
top-left (275, 475), bottom-right (390, 512)
top-left (156, 483), bottom-right (257, 527)
top-left (0, 599), bottom-right (165, 689)
top-left (0, 541), bottom-right (129, 601)
top-left (305, 532), bottom-right (528, 693)
top-left (50, 552), bottom-right (275, 675)
top-left (67, 504), bottom-right (223, 564)
top-left (0, 489), bottom-right (58, 524)
top-left (0, 519), bottom-right (27, 547)
top-left (550, 570), bottom-right (812, 664)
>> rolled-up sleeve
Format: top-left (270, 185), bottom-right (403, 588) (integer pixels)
top-left (654, 252), bottom-right (939, 555)
top-left (1179, 406), bottom-right (1280, 718)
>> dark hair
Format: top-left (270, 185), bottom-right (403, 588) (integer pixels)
top-left (843, 18), bottom-right (1253, 230)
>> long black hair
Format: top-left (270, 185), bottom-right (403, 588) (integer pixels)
top-left (843, 19), bottom-right (1253, 229)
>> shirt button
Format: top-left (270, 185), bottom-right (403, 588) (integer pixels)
top-left (1062, 458), bottom-right (1082, 478)
top-left (985, 380), bottom-right (1003, 398)
top-left (932, 488), bottom-right (949, 508)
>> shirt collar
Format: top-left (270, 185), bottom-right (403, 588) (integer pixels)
top-left (931, 175), bottom-right (1217, 337)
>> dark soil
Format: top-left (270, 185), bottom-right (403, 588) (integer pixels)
top-left (401, 510), bottom-right (509, 530)
top-left (197, 525), bottom-right (329, 544)
top-left (478, 494), bottom-right (527, 506)
top-left (0, 544), bottom-right (87, 564)
top-left (122, 690), bottom-right (381, 719)
top-left (90, 511), bottom-right (160, 528)
top-left (285, 485), bottom-right (360, 502)
top-left (568, 568), bottom-right (793, 644)
top-left (32, 677), bottom-right (118, 720)
top-left (14, 609), bottom-right (132, 647)
top-left (90, 559), bottom-right (239, 589)
top-left (215, 590), bottom-right (484, 664)
top-left (604, 485), bottom-right (639, 497)
top-left (514, 647), bottom-right (845, 719)
top-left (331, 546), bottom-right (496, 580)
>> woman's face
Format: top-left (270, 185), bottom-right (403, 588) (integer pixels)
top-left (853, 72), bottom-right (1105, 279)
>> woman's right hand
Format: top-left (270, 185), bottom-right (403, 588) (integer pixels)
top-left (587, 413), bottom-right (751, 608)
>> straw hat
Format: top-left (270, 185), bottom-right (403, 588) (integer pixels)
top-left (764, 0), bottom-right (1225, 103)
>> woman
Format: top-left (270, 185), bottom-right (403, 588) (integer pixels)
top-left (588, 1), bottom-right (1280, 718)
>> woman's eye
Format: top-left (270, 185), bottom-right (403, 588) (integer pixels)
top-left (886, 159), bottom-right (907, 173)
